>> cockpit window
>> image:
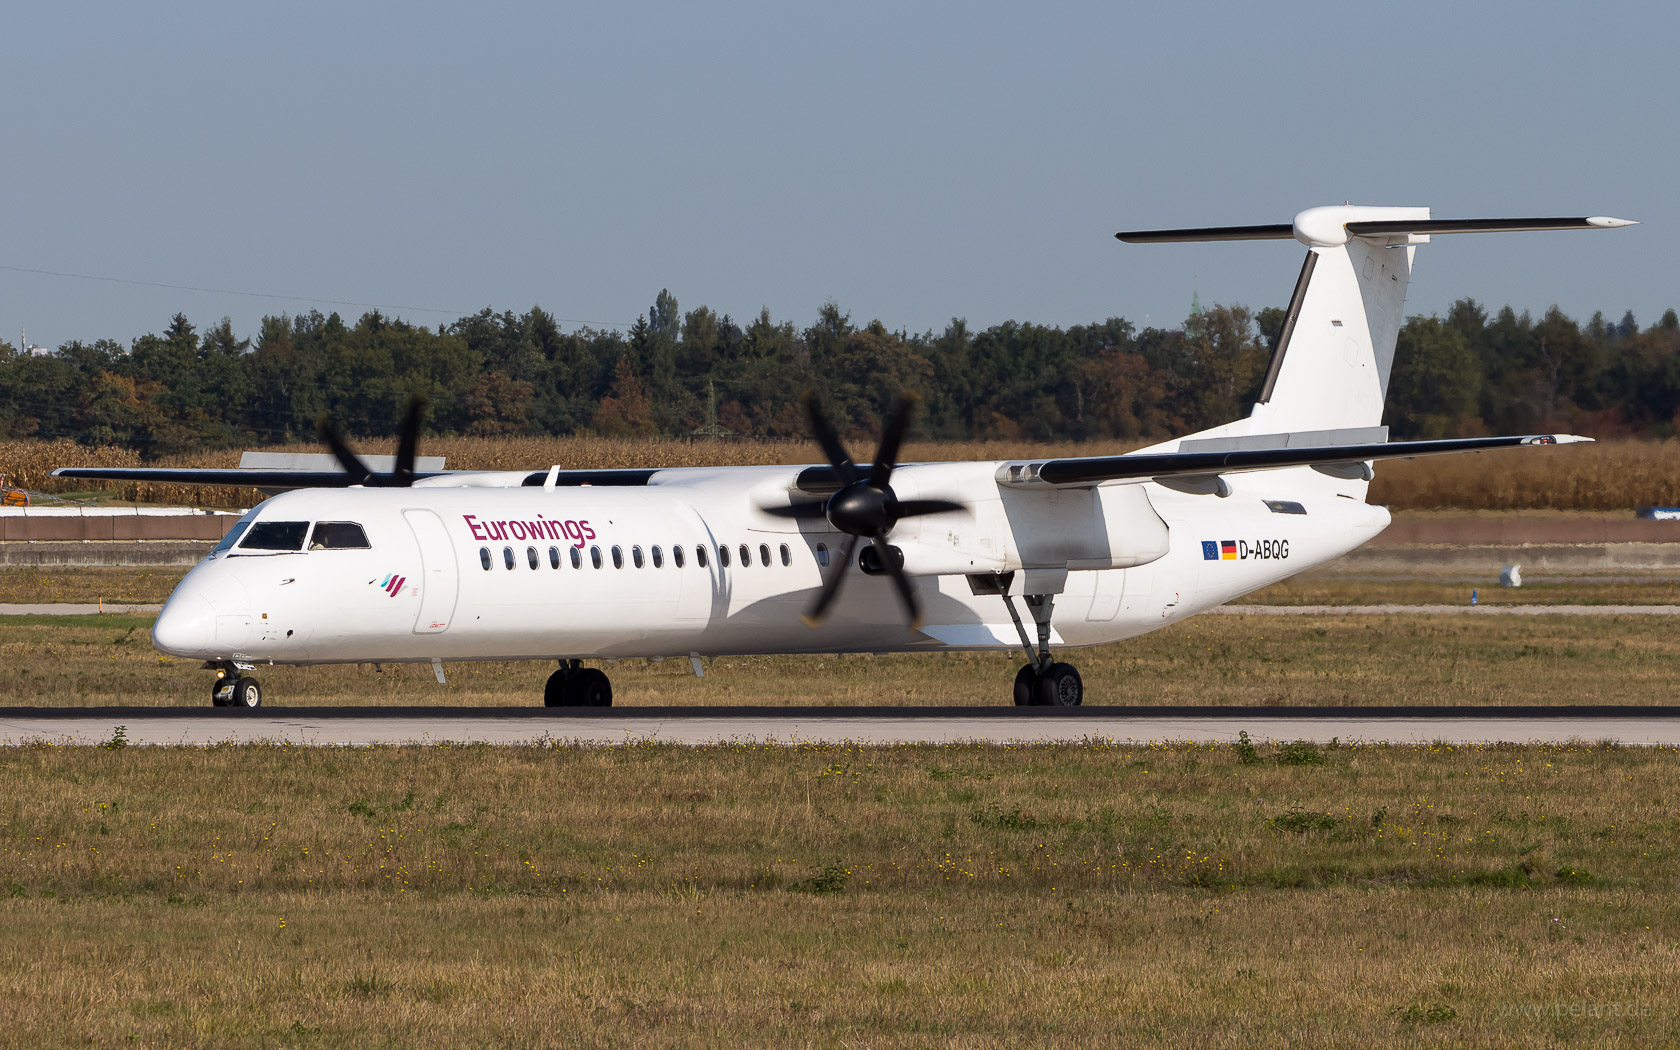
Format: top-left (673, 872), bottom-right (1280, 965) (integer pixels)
top-left (212, 522), bottom-right (250, 554)
top-left (238, 521), bottom-right (310, 551)
top-left (309, 521), bottom-right (371, 549)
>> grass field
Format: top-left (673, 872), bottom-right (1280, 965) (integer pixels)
top-left (9, 435), bottom-right (1680, 510)
top-left (0, 740), bottom-right (1674, 1047)
top-left (3, 604), bottom-right (1678, 709)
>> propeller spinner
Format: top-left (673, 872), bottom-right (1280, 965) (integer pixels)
top-left (764, 395), bottom-right (963, 629)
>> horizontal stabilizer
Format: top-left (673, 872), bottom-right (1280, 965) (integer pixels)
top-left (1345, 216), bottom-right (1637, 237)
top-left (1119, 207), bottom-right (1636, 248)
top-left (1116, 224), bottom-right (1295, 243)
top-left (999, 434), bottom-right (1591, 488)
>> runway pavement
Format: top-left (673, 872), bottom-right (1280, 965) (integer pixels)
top-left (3, 705), bottom-right (1677, 747)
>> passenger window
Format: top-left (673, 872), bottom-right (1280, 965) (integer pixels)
top-left (779, 543), bottom-right (791, 567)
top-left (719, 545), bottom-right (730, 568)
top-left (239, 521), bottom-right (309, 551)
top-left (674, 545), bottom-right (686, 568)
top-left (632, 545), bottom-right (644, 568)
top-left (612, 546), bottom-right (624, 569)
top-left (570, 547), bottom-right (582, 569)
top-left (590, 546), bottom-right (602, 569)
top-left (309, 521), bottom-right (371, 550)
top-left (651, 545), bottom-right (664, 568)
top-left (503, 546), bottom-right (515, 570)
top-left (816, 542), bottom-right (830, 568)
top-left (527, 546), bottom-right (539, 570)
top-left (739, 544), bottom-right (750, 567)
top-left (759, 543), bottom-right (771, 566)
top-left (480, 547), bottom-right (492, 571)
top-left (549, 546), bottom-right (561, 569)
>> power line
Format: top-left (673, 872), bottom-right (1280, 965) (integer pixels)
top-left (0, 262), bottom-right (635, 329)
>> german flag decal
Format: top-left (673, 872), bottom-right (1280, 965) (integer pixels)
top-left (1220, 540), bottom-right (1237, 560)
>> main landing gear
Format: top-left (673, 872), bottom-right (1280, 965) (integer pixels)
top-left (1000, 589), bottom-right (1084, 707)
top-left (208, 664), bottom-right (262, 708)
top-left (544, 660), bottom-right (613, 707)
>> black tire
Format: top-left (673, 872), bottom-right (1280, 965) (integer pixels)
top-left (1035, 663), bottom-right (1082, 707)
top-left (231, 676), bottom-right (262, 709)
top-left (543, 668), bottom-right (570, 707)
top-left (569, 668), bottom-right (613, 707)
top-left (1013, 664), bottom-right (1038, 706)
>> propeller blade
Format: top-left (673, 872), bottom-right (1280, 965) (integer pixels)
top-left (393, 395), bottom-right (425, 486)
top-left (805, 395), bottom-right (858, 485)
top-left (869, 396), bottom-right (915, 489)
top-left (895, 498), bottom-right (965, 519)
top-left (873, 534), bottom-right (923, 630)
top-left (760, 501), bottom-right (829, 519)
top-left (317, 419), bottom-right (375, 485)
top-left (801, 533), bottom-right (859, 627)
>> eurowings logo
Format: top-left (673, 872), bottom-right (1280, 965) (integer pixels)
top-left (375, 573), bottom-right (407, 597)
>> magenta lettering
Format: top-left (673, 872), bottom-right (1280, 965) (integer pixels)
top-left (463, 514), bottom-right (488, 541)
top-left (508, 521), bottom-right (528, 540)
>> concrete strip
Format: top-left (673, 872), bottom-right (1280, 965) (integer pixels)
top-left (0, 604), bottom-right (162, 616)
top-left (2, 714), bottom-right (1675, 748)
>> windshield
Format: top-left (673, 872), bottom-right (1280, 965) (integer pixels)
top-left (238, 521), bottom-right (310, 552)
top-left (211, 521), bottom-right (250, 555)
top-left (309, 521), bottom-right (371, 549)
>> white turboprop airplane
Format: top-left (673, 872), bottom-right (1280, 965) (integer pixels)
top-left (57, 206), bottom-right (1634, 709)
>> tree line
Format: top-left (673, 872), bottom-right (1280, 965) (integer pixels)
top-left (2, 290), bottom-right (1677, 458)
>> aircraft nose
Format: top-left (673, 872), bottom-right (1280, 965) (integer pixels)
top-left (152, 594), bottom-right (214, 656)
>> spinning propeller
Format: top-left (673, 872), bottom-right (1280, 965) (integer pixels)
top-left (318, 396), bottom-right (426, 487)
top-left (765, 395), bottom-right (963, 629)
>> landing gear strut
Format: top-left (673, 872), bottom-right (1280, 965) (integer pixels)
top-left (1000, 588), bottom-right (1083, 707)
top-left (544, 660), bottom-right (613, 707)
top-left (209, 664), bottom-right (262, 708)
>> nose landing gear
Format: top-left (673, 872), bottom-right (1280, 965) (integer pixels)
top-left (209, 664), bottom-right (262, 708)
top-left (544, 660), bottom-right (613, 707)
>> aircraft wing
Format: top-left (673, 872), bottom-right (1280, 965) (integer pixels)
top-left (48, 467), bottom-right (660, 490)
top-left (1001, 433), bottom-right (1590, 487)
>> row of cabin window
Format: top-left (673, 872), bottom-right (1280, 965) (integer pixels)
top-left (479, 541), bottom-right (833, 573)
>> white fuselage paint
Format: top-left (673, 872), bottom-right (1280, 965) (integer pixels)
top-left (150, 462), bottom-right (1390, 667)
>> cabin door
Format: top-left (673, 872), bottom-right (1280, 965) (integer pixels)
top-left (404, 509), bottom-right (459, 634)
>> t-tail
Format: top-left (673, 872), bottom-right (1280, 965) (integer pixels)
top-left (1112, 207), bottom-right (1635, 497)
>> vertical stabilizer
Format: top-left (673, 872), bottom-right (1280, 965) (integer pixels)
top-left (1246, 206), bottom-right (1425, 432)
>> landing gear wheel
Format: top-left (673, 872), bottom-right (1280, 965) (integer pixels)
top-left (210, 678), bottom-right (231, 707)
top-left (543, 664), bottom-right (613, 707)
top-left (543, 668), bottom-right (569, 708)
top-left (230, 677), bottom-right (262, 709)
top-left (568, 668), bottom-right (613, 707)
top-left (1035, 663), bottom-right (1082, 707)
top-left (1013, 664), bottom-right (1038, 706)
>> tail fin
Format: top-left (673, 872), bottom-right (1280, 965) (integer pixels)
top-left (1118, 208), bottom-right (1635, 434)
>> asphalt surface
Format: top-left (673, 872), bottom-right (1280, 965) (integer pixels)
top-left (2, 705), bottom-right (1677, 747)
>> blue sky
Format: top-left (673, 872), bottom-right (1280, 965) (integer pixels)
top-left (2, 1), bottom-right (1672, 350)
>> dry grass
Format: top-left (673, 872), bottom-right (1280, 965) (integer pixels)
top-left (9, 435), bottom-right (1680, 510)
top-left (3, 608), bottom-right (1678, 708)
top-left (0, 568), bottom-right (184, 605)
top-left (0, 740), bottom-right (1674, 1047)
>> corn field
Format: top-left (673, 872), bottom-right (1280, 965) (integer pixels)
top-left (5, 436), bottom-right (1678, 512)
